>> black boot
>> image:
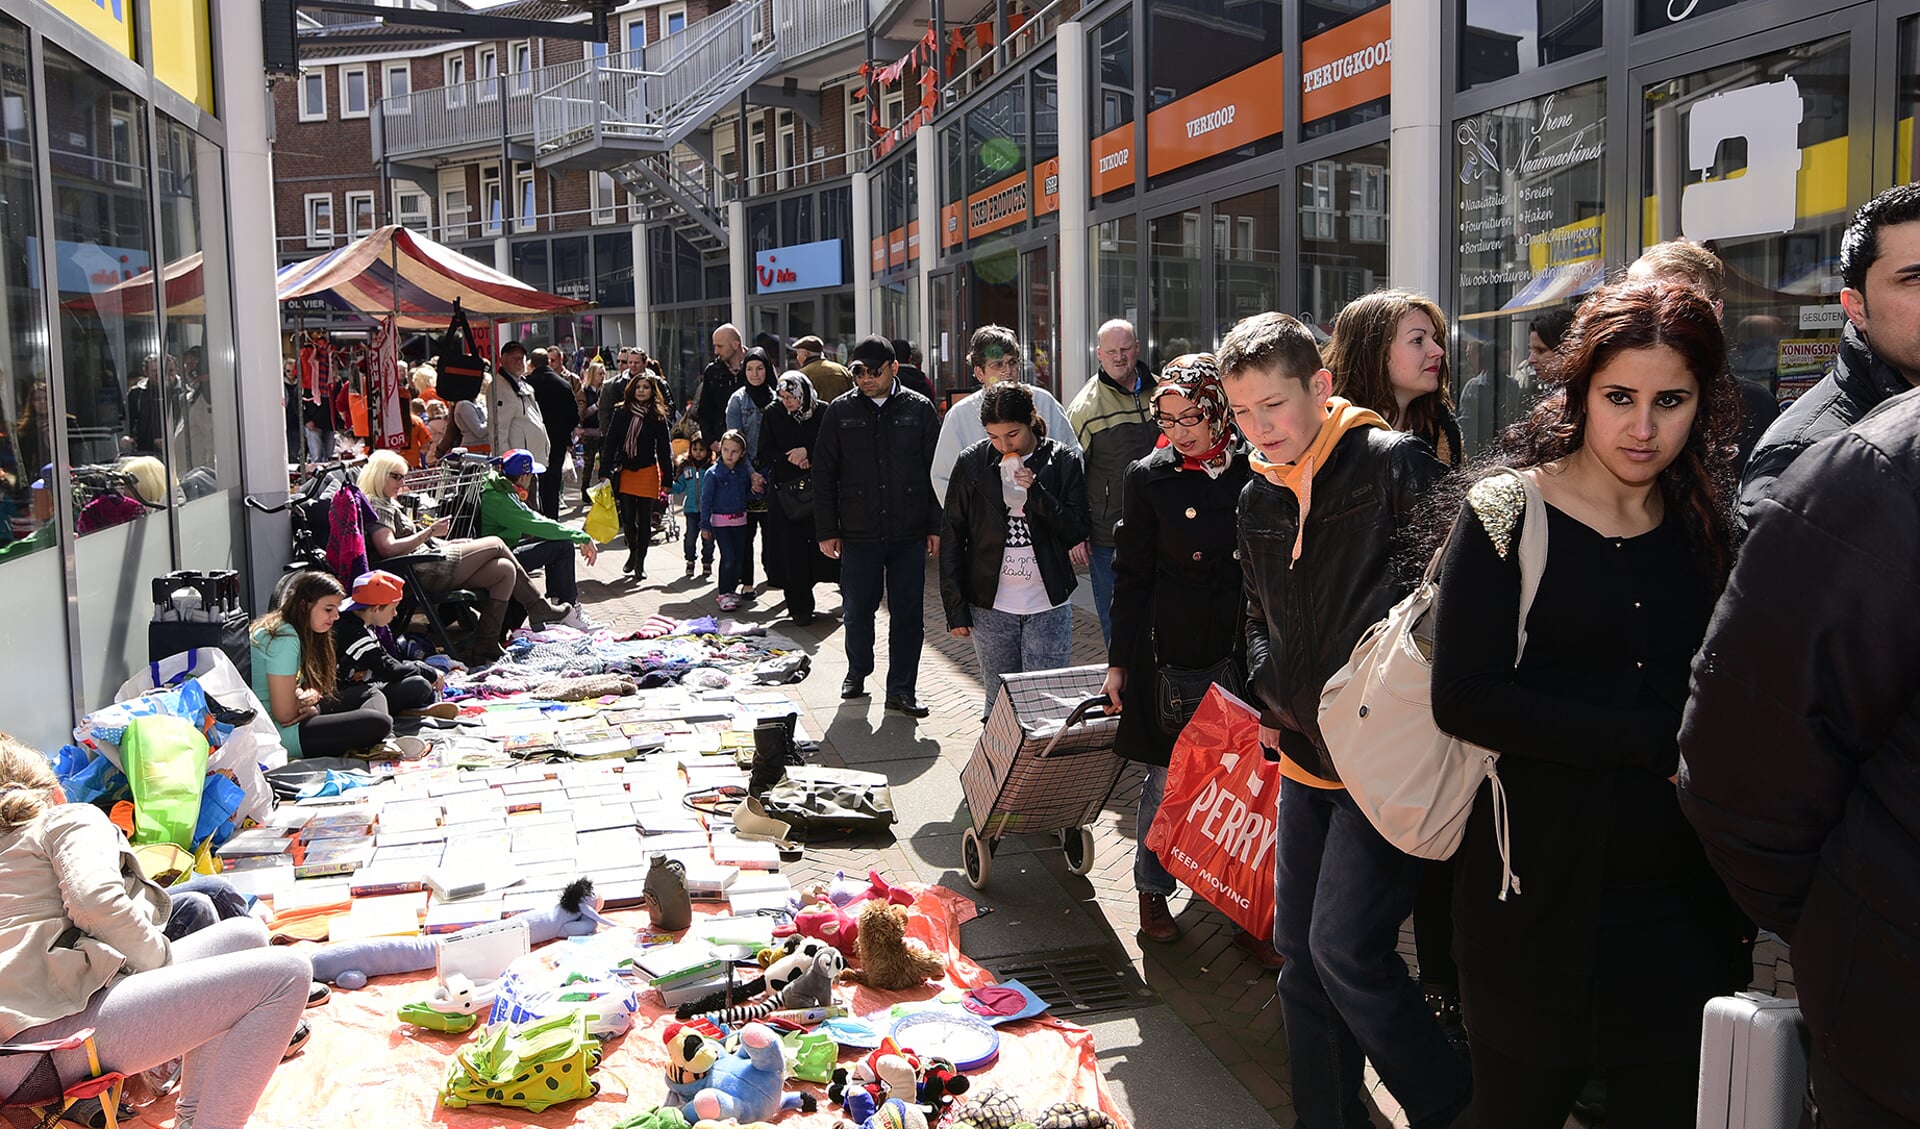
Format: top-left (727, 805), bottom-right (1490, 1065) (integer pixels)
top-left (748, 717), bottom-right (791, 795)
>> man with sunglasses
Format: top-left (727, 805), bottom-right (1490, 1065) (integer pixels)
top-left (813, 336), bottom-right (942, 718)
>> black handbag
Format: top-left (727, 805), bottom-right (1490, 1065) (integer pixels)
top-left (772, 474), bottom-right (815, 522)
top-left (436, 299), bottom-right (486, 403)
top-left (758, 766), bottom-right (894, 840)
top-left (1156, 655), bottom-right (1246, 737)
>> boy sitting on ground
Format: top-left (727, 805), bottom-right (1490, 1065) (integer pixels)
top-left (333, 570), bottom-right (457, 719)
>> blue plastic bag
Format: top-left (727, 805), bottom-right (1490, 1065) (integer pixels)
top-left (193, 773), bottom-right (247, 847)
top-left (61, 753), bottom-right (130, 809)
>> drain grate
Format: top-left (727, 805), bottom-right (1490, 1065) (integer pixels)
top-left (984, 946), bottom-right (1155, 1019)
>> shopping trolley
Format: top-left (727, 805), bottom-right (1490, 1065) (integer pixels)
top-left (400, 452), bottom-right (491, 538)
top-left (958, 664), bottom-right (1124, 890)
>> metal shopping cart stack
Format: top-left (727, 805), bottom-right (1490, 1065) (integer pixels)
top-left (958, 664), bottom-right (1124, 890)
top-left (402, 453), bottom-right (491, 538)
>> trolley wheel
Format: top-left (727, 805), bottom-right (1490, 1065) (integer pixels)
top-left (962, 827), bottom-right (992, 890)
top-left (1061, 826), bottom-right (1096, 876)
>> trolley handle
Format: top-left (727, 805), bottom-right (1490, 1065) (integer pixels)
top-left (1039, 694), bottom-right (1116, 757)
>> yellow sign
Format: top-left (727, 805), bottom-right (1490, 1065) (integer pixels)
top-left (152, 0), bottom-right (216, 113)
top-left (48, 0), bottom-right (136, 60)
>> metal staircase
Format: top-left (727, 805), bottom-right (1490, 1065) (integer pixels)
top-left (610, 149), bottom-right (732, 255)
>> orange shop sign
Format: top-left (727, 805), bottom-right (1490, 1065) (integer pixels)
top-left (941, 202), bottom-right (965, 249)
top-left (967, 170), bottom-right (1030, 239)
top-left (907, 220), bottom-right (921, 259)
top-left (1146, 52), bottom-right (1287, 177)
top-left (1091, 125), bottom-right (1133, 196)
top-left (1301, 4), bottom-right (1392, 124)
top-left (871, 236), bottom-right (888, 275)
top-left (888, 226), bottom-right (908, 269)
top-left (1033, 157), bottom-right (1061, 217)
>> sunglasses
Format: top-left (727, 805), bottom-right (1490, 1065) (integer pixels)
top-left (849, 362), bottom-right (876, 376)
top-left (387, 470), bottom-right (406, 480)
top-left (1154, 409), bottom-right (1209, 430)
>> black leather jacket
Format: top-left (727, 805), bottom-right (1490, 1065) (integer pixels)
top-left (1239, 426), bottom-right (1445, 781)
top-left (938, 438), bottom-right (1089, 630)
top-left (812, 383), bottom-right (942, 542)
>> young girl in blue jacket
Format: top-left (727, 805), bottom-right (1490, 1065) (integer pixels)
top-left (701, 429), bottom-right (761, 610)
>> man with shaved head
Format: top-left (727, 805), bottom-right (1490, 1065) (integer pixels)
top-left (698, 323), bottom-right (745, 444)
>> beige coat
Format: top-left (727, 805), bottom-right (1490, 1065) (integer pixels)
top-left (0, 805), bottom-right (170, 1039)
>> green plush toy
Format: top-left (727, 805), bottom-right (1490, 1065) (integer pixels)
top-left (397, 1001), bottom-right (479, 1033)
top-left (610, 1106), bottom-right (690, 1129)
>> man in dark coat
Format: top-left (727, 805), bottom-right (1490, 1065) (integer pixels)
top-left (891, 339), bottom-right (937, 401)
top-left (1066, 318), bottom-right (1160, 644)
top-left (525, 348), bottom-right (578, 517)
top-left (1740, 183), bottom-right (1920, 524)
top-left (697, 324), bottom-right (745, 446)
top-left (1680, 388), bottom-right (1920, 1128)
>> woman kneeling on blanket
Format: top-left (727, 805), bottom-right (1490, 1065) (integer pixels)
top-left (251, 570), bottom-right (400, 759)
top-left (0, 734), bottom-right (312, 1128)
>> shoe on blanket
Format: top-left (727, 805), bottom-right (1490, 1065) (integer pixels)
top-left (717, 593), bottom-right (740, 611)
top-left (559, 603), bottom-right (602, 632)
top-left (307, 981), bottom-right (331, 1007)
top-left (283, 1019), bottom-right (311, 1060)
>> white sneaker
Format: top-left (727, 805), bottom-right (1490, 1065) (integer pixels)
top-left (559, 603), bottom-right (601, 632)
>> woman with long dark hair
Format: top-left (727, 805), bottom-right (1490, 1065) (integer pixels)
top-left (248, 570), bottom-right (395, 758)
top-left (757, 371), bottom-right (834, 626)
top-left (600, 372), bottom-right (674, 580)
top-left (1327, 288), bottom-right (1463, 467)
top-left (1430, 280), bottom-right (1747, 1128)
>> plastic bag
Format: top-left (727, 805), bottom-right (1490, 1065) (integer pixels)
top-left (119, 715), bottom-right (211, 848)
top-left (490, 951), bottom-right (640, 1039)
top-left (60, 751), bottom-right (131, 809)
top-left (1142, 685), bottom-right (1279, 939)
top-left (584, 480), bottom-right (619, 544)
top-left (118, 649), bottom-right (283, 828)
top-left (193, 772), bottom-right (247, 846)
top-left (782, 1029), bottom-right (839, 1083)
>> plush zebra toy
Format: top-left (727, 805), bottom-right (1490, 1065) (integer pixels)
top-left (678, 940), bottom-right (844, 1023)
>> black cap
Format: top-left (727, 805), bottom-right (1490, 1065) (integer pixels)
top-left (849, 335), bottom-right (895, 368)
top-left (500, 340), bottom-right (527, 357)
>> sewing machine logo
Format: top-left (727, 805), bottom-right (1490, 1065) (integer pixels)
top-left (1678, 78), bottom-right (1803, 242)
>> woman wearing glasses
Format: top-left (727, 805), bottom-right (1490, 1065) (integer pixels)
top-left (1097, 355), bottom-right (1281, 965)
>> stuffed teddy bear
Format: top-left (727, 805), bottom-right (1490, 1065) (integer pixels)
top-left (687, 1022), bottom-right (818, 1123)
top-left (312, 877), bottom-right (610, 988)
top-left (662, 1021), bottom-right (723, 1106)
top-left (840, 901), bottom-right (945, 991)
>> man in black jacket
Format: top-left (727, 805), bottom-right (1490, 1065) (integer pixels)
top-left (1219, 312), bottom-right (1465, 1129)
top-left (814, 336), bottom-right (941, 718)
top-left (1067, 319), bottom-right (1160, 643)
top-left (697, 324), bottom-right (745, 446)
top-left (1740, 183), bottom-right (1920, 523)
top-left (1680, 390), bottom-right (1920, 1128)
top-left (525, 348), bottom-right (578, 518)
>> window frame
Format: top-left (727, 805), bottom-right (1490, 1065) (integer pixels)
top-left (395, 189), bottom-right (432, 233)
top-left (509, 40), bottom-right (533, 94)
top-left (345, 189), bottom-right (376, 237)
top-left (592, 171), bottom-right (619, 224)
top-left (482, 167), bottom-right (503, 235)
top-left (383, 62), bottom-right (412, 114)
top-left (298, 68), bottom-right (327, 122)
top-left (305, 193), bottom-right (335, 248)
top-left (622, 15), bottom-right (647, 57)
top-left (663, 6), bottom-right (688, 37)
top-left (513, 168), bottom-right (536, 233)
top-left (340, 64), bottom-right (369, 119)
top-left (441, 186), bottom-right (470, 241)
top-left (475, 46), bottom-right (499, 102)
top-left (444, 53), bottom-right (468, 109)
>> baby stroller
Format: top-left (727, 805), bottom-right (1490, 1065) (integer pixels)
top-left (958, 665), bottom-right (1124, 890)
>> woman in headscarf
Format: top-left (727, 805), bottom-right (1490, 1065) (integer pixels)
top-left (1098, 355), bottom-right (1281, 967)
top-left (726, 346), bottom-right (780, 595)
top-left (756, 370), bottom-right (835, 626)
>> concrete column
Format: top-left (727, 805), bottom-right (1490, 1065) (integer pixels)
top-left (1389, 0), bottom-right (1443, 297)
top-left (728, 200), bottom-right (749, 333)
top-left (1056, 21), bottom-right (1091, 400)
top-left (852, 169), bottom-right (874, 340)
top-left (220, 1), bottom-right (292, 610)
top-left (914, 122), bottom-right (938, 357)
top-left (495, 235), bottom-right (511, 274)
top-left (632, 220), bottom-right (653, 354)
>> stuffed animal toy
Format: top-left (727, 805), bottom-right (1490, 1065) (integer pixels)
top-left (841, 1098), bottom-right (930, 1129)
top-left (914, 1055), bottom-right (970, 1120)
top-left (687, 1022), bottom-right (818, 1123)
top-left (675, 935), bottom-right (841, 1020)
top-left (793, 900), bottom-right (859, 953)
top-left (693, 948), bottom-right (843, 1025)
top-left (611, 1107), bottom-right (690, 1129)
top-left (840, 901), bottom-right (945, 991)
top-left (397, 972), bottom-right (495, 1033)
top-left (950, 1087), bottom-right (1114, 1129)
top-left (662, 1022), bottom-right (723, 1106)
top-left (829, 1039), bottom-right (918, 1125)
top-left (311, 877), bottom-right (611, 988)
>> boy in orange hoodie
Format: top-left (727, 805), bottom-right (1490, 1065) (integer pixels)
top-left (1218, 311), bottom-right (1465, 1129)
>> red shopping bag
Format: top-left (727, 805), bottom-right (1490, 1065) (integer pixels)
top-left (1142, 684), bottom-right (1279, 938)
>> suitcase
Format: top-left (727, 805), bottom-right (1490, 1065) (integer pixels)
top-left (1697, 990), bottom-right (1809, 1129)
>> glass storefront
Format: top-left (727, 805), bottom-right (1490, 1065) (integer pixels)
top-left (1298, 143), bottom-right (1390, 334)
top-left (1145, 0), bottom-right (1286, 188)
top-left (1215, 187), bottom-right (1286, 348)
top-left (1459, 0), bottom-right (1603, 90)
top-left (1147, 208), bottom-right (1202, 371)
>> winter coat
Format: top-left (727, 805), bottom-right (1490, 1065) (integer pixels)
top-left (1681, 389), bottom-right (1920, 1121)
top-left (1739, 323), bottom-right (1911, 525)
top-left (697, 359), bottom-right (741, 448)
top-left (700, 460), bottom-right (758, 529)
top-left (813, 383), bottom-right (941, 543)
top-left (490, 369), bottom-right (547, 457)
top-left (801, 358), bottom-right (852, 403)
top-left (1239, 426), bottom-right (1444, 782)
top-left (938, 437), bottom-right (1089, 630)
top-left (334, 611), bottom-right (437, 688)
top-left (526, 362), bottom-right (578, 464)
top-left (0, 805), bottom-right (171, 1040)
top-left (931, 385), bottom-right (1079, 505)
top-left (600, 405), bottom-right (674, 483)
top-left (756, 403), bottom-right (821, 486)
top-left (1108, 445), bottom-right (1252, 766)
top-left (477, 470), bottom-right (590, 547)
top-left (1067, 364), bottom-right (1160, 547)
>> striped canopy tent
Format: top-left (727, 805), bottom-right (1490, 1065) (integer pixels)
top-left (275, 224), bottom-right (589, 328)
top-left (64, 251), bottom-right (206, 316)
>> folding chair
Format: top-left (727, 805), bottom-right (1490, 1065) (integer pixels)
top-left (0, 1028), bottom-right (125, 1129)
top-left (327, 484), bottom-right (483, 657)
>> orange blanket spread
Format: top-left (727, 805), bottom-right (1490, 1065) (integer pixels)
top-left (126, 886), bottom-right (1128, 1128)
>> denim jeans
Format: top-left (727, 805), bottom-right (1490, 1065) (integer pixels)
top-left (840, 538), bottom-right (926, 698)
top-left (713, 524), bottom-right (750, 593)
top-left (682, 512), bottom-right (713, 567)
top-left (1088, 543), bottom-right (1117, 644)
top-left (512, 537), bottom-right (578, 604)
top-left (967, 603), bottom-right (1073, 719)
top-left (1134, 764), bottom-right (1178, 897)
top-left (165, 875), bottom-right (251, 940)
top-left (1273, 778), bottom-right (1471, 1129)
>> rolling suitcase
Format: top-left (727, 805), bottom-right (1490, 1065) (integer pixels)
top-left (1697, 990), bottom-right (1809, 1129)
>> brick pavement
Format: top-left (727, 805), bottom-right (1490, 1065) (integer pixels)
top-left (562, 504), bottom-right (1795, 1129)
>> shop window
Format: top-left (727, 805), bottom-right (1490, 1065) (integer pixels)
top-left (305, 193), bottom-right (335, 247)
top-left (1089, 14), bottom-right (1135, 203)
top-left (941, 125), bottom-right (964, 252)
top-left (1146, 0), bottom-right (1284, 188)
top-left (1091, 215), bottom-right (1139, 340)
top-left (966, 84), bottom-right (1027, 245)
top-left (1459, 0), bottom-right (1601, 91)
top-left (1299, 142), bottom-right (1390, 339)
top-left (444, 54), bottom-right (467, 108)
top-left (1641, 34), bottom-right (1851, 406)
top-left (1636, 0), bottom-right (1756, 36)
top-left (1148, 209), bottom-right (1202, 372)
top-left (395, 189), bottom-right (431, 232)
top-left (383, 63), bottom-right (410, 113)
top-left (1216, 188), bottom-right (1283, 347)
top-left (1452, 80), bottom-right (1606, 455)
top-left (594, 231), bottom-right (634, 307)
top-left (0, 16), bottom-right (56, 566)
top-left (1900, 19), bottom-right (1920, 186)
top-left (1301, 160), bottom-right (1338, 242)
top-left (1301, 0), bottom-right (1391, 139)
top-left (341, 66), bottom-right (369, 119)
top-left (512, 240), bottom-right (550, 292)
top-left (552, 236), bottom-right (590, 304)
top-left (299, 69), bottom-right (326, 121)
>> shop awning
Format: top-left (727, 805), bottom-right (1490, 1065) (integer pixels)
top-left (276, 225), bottom-right (591, 328)
top-left (64, 251), bottom-right (205, 317)
top-left (1482, 259), bottom-right (1606, 319)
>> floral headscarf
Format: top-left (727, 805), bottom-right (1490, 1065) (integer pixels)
top-left (1151, 353), bottom-right (1235, 478)
top-left (776, 370), bottom-right (818, 422)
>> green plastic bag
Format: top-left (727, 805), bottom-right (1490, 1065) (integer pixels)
top-left (119, 716), bottom-right (211, 849)
top-left (441, 1011), bottom-right (601, 1113)
top-left (781, 1028), bottom-right (838, 1084)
